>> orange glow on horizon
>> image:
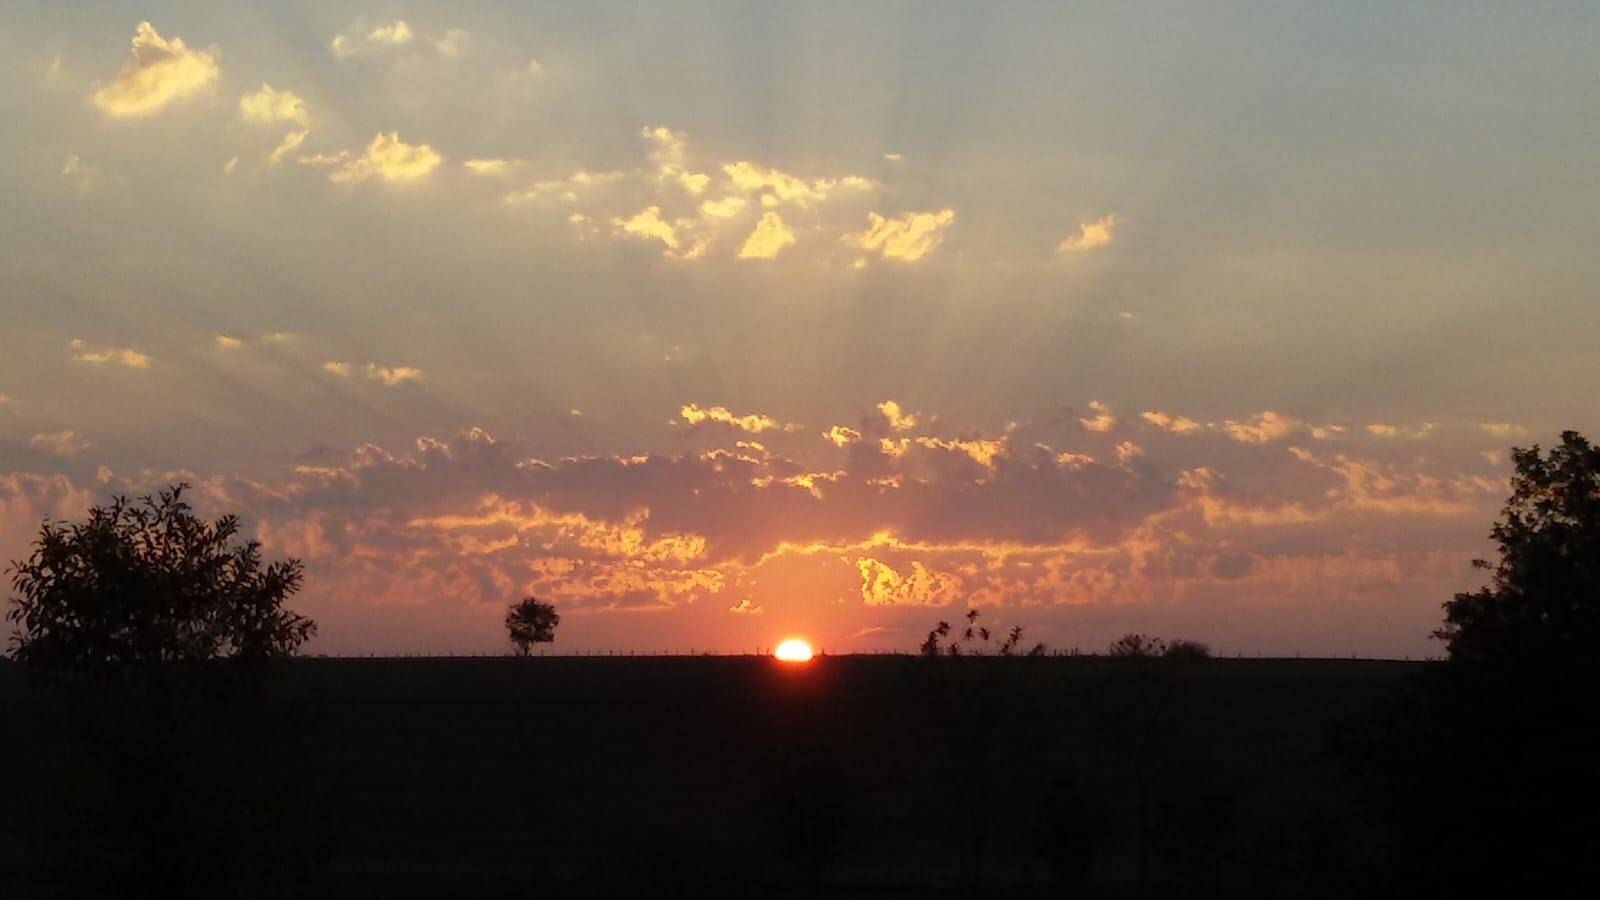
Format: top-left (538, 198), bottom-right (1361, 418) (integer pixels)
top-left (773, 638), bottom-right (814, 662)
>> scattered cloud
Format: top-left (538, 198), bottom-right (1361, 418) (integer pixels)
top-left (878, 400), bottom-right (919, 432)
top-left (30, 430), bottom-right (91, 458)
top-left (91, 22), bottom-right (218, 118)
top-left (215, 335), bottom-right (243, 349)
top-left (1056, 214), bottom-right (1118, 254)
top-left (857, 557), bottom-right (963, 606)
top-left (61, 154), bottom-right (97, 191)
top-left (737, 212), bottom-right (796, 259)
top-left (845, 209), bottom-right (956, 261)
top-left (678, 403), bottom-right (790, 434)
top-left (1224, 411), bottom-right (1300, 444)
top-left (331, 20), bottom-right (414, 58)
top-left (324, 361), bottom-right (424, 385)
top-left (728, 598), bottom-right (763, 614)
top-left (1142, 410), bottom-right (1203, 434)
top-left (69, 339), bottom-right (150, 369)
top-left (268, 128), bottom-right (310, 165)
top-left (1079, 400), bottom-right (1116, 432)
top-left (238, 84), bottom-right (308, 126)
top-left (463, 158), bottom-right (518, 176)
top-left (824, 425), bottom-right (862, 447)
top-left (326, 133), bottom-right (442, 184)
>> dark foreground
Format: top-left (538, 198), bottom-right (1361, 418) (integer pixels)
top-left (0, 655), bottom-right (1412, 897)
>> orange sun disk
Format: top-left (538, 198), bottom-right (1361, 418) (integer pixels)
top-left (773, 638), bottom-right (814, 662)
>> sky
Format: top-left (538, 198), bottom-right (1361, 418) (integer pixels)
top-left (2, 2), bottom-right (1598, 657)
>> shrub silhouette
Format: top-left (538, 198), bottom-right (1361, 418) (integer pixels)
top-left (5, 483), bottom-right (314, 677)
top-left (506, 596), bottom-right (560, 655)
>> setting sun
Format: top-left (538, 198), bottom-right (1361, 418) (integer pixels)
top-left (773, 639), bottom-right (814, 663)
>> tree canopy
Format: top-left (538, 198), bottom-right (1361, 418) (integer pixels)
top-left (506, 597), bottom-right (560, 655)
top-left (1437, 430), bottom-right (1600, 667)
top-left (5, 484), bottom-right (315, 676)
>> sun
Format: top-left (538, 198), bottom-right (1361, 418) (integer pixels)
top-left (773, 638), bottom-right (814, 662)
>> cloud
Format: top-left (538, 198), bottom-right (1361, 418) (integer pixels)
top-left (722, 161), bottom-right (868, 207)
top-left (0, 406), bottom-right (1512, 654)
top-left (61, 154), bottom-right (96, 192)
top-left (1366, 422), bottom-right (1435, 439)
top-left (215, 335), bottom-right (243, 349)
top-left (268, 129), bottom-right (310, 165)
top-left (463, 158), bottom-right (518, 176)
top-left (737, 212), bottom-right (796, 260)
top-left (238, 84), bottom-right (308, 126)
top-left (1056, 214), bottom-right (1118, 254)
top-left (69, 339), bottom-right (150, 369)
top-left (857, 557), bottom-right (963, 606)
top-left (1224, 411), bottom-right (1300, 443)
top-left (1079, 400), bottom-right (1116, 432)
top-left (824, 425), bottom-right (862, 447)
top-left (327, 133), bottom-right (442, 184)
top-left (845, 209), bottom-right (956, 261)
top-left (331, 20), bottom-right (414, 58)
top-left (877, 400), bottom-right (919, 432)
top-left (30, 430), bottom-right (91, 458)
top-left (678, 403), bottom-right (790, 434)
top-left (1475, 422), bottom-right (1524, 438)
top-left (324, 362), bottom-right (424, 386)
top-left (91, 22), bottom-right (218, 118)
top-left (431, 29), bottom-right (472, 57)
top-left (1142, 410), bottom-right (1203, 434)
top-left (728, 598), bottom-right (763, 614)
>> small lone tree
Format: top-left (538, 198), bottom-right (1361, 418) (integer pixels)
top-left (506, 597), bottom-right (559, 656)
top-left (5, 484), bottom-right (314, 677)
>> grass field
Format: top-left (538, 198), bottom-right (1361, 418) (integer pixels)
top-left (0, 655), bottom-right (1415, 897)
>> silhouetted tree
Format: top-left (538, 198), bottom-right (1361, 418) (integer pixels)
top-left (1107, 632), bottom-right (1165, 658)
top-left (921, 609), bottom-right (1046, 657)
top-left (5, 483), bottom-right (314, 679)
top-left (3, 484), bottom-right (327, 898)
top-left (1338, 432), bottom-right (1600, 894)
top-left (1437, 431), bottom-right (1600, 664)
top-left (1163, 639), bottom-right (1211, 661)
top-left (914, 609), bottom-right (1046, 893)
top-left (506, 597), bottom-right (559, 655)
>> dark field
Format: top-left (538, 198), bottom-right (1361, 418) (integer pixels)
top-left (0, 656), bottom-right (1414, 897)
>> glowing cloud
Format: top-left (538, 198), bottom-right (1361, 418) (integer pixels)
top-left (737, 212), bottom-right (796, 259)
top-left (324, 361), bottom-right (424, 385)
top-left (857, 557), bottom-right (962, 606)
top-left (1079, 400), bottom-right (1116, 432)
top-left (69, 339), bottom-right (150, 369)
top-left (328, 133), bottom-right (442, 184)
top-left (238, 84), bottom-right (308, 126)
top-left (824, 425), bottom-right (862, 447)
top-left (878, 400), bottom-right (919, 432)
top-left (1224, 411), bottom-right (1300, 444)
top-left (679, 403), bottom-right (789, 433)
top-left (1142, 410), bottom-right (1202, 433)
top-left (91, 22), bottom-right (218, 118)
top-left (1056, 214), bottom-right (1118, 253)
top-left (846, 209), bottom-right (956, 261)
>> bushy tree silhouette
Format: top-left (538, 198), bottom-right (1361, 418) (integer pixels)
top-left (1339, 431), bottom-right (1600, 894)
top-left (506, 597), bottom-right (560, 655)
top-left (3, 484), bottom-right (327, 898)
top-left (5, 483), bottom-right (314, 677)
top-left (1437, 431), bottom-right (1600, 664)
